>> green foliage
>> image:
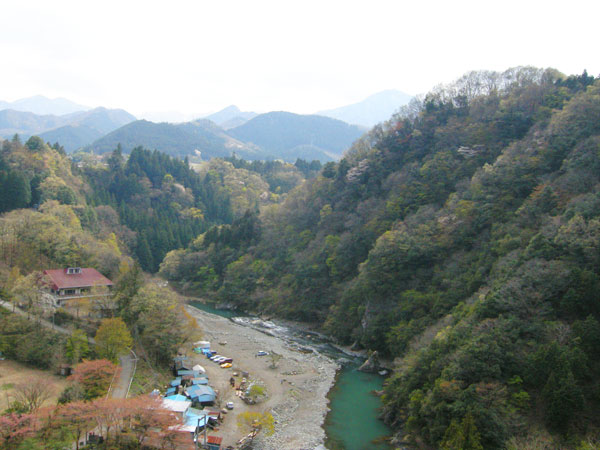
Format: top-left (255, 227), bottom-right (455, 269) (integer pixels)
top-left (542, 369), bottom-right (584, 432)
top-left (157, 68), bottom-right (600, 446)
top-left (0, 155), bottom-right (31, 213)
top-left (441, 413), bottom-right (484, 450)
top-left (0, 309), bottom-right (65, 369)
top-left (85, 146), bottom-right (234, 271)
top-left (94, 317), bottom-right (133, 363)
top-left (124, 285), bottom-right (193, 365)
top-left (65, 329), bottom-right (89, 364)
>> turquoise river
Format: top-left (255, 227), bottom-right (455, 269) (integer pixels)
top-left (189, 301), bottom-right (392, 450)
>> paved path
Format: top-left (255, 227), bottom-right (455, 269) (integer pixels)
top-left (110, 350), bottom-right (137, 398)
top-left (0, 299), bottom-right (136, 399)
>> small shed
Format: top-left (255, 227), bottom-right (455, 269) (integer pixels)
top-left (58, 364), bottom-right (73, 376)
top-left (162, 398), bottom-right (192, 416)
top-left (170, 377), bottom-right (182, 387)
top-left (207, 435), bottom-right (223, 450)
top-left (187, 385), bottom-right (216, 404)
top-left (191, 377), bottom-right (209, 385)
top-left (174, 360), bottom-right (192, 373)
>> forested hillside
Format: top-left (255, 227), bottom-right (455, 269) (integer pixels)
top-left (88, 119), bottom-right (264, 160)
top-left (160, 67), bottom-right (600, 447)
top-left (0, 135), bottom-right (130, 284)
top-left (83, 147), bottom-right (235, 272)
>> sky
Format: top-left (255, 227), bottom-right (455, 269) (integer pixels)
top-left (0, 0), bottom-right (598, 119)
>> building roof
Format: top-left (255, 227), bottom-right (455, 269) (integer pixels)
top-left (43, 268), bottom-right (113, 290)
top-left (186, 385), bottom-right (216, 401)
top-left (162, 398), bottom-right (191, 413)
top-left (207, 436), bottom-right (223, 445)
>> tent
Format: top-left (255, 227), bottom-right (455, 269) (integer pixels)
top-left (192, 364), bottom-right (206, 373)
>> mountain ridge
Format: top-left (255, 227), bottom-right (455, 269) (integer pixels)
top-left (317, 89), bottom-right (413, 127)
top-left (0, 95), bottom-right (90, 116)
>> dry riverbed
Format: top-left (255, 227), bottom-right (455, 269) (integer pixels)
top-left (185, 305), bottom-right (338, 450)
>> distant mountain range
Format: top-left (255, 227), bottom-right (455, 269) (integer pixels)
top-left (0, 95), bottom-right (90, 116)
top-left (0, 107), bottom-right (137, 152)
top-left (88, 111), bottom-right (364, 162)
top-left (39, 108), bottom-right (137, 151)
top-left (0, 90), bottom-right (411, 161)
top-left (88, 119), bottom-right (264, 160)
top-left (203, 105), bottom-right (257, 129)
top-left (227, 111), bottom-right (364, 161)
top-left (317, 89), bottom-right (413, 127)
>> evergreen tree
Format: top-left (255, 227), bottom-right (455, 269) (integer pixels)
top-left (441, 413), bottom-right (484, 450)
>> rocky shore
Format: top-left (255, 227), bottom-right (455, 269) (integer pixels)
top-left (185, 305), bottom-right (339, 449)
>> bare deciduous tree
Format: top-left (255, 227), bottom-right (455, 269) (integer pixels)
top-left (13, 378), bottom-right (51, 412)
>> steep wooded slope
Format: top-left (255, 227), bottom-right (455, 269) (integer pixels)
top-left (161, 68), bottom-right (600, 447)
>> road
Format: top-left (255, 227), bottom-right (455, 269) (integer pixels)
top-left (0, 299), bottom-right (136, 399)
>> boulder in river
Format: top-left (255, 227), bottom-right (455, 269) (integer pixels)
top-left (358, 350), bottom-right (381, 373)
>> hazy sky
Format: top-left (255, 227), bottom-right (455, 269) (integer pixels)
top-left (0, 0), bottom-right (598, 118)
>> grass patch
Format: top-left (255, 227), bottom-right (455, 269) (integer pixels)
top-left (129, 357), bottom-right (171, 397)
top-left (0, 360), bottom-right (68, 410)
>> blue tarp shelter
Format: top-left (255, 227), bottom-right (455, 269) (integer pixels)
top-left (191, 377), bottom-right (209, 385)
top-left (185, 409), bottom-right (209, 429)
top-left (187, 385), bottom-right (216, 403)
top-left (165, 394), bottom-right (189, 402)
top-left (178, 370), bottom-right (201, 377)
top-left (170, 377), bottom-right (182, 387)
top-left (165, 387), bottom-right (176, 395)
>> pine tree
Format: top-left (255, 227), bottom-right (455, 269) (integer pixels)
top-left (441, 413), bottom-right (484, 450)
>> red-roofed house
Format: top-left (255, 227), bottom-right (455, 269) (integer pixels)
top-left (43, 267), bottom-right (113, 306)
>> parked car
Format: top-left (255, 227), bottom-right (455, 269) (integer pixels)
top-left (256, 351), bottom-right (268, 356)
top-left (220, 362), bottom-right (232, 369)
top-left (226, 402), bottom-right (234, 410)
top-left (213, 357), bottom-right (227, 363)
top-left (210, 355), bottom-right (223, 361)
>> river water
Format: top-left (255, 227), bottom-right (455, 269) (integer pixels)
top-left (189, 301), bottom-right (392, 450)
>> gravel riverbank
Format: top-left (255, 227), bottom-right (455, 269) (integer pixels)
top-left (185, 305), bottom-right (339, 450)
